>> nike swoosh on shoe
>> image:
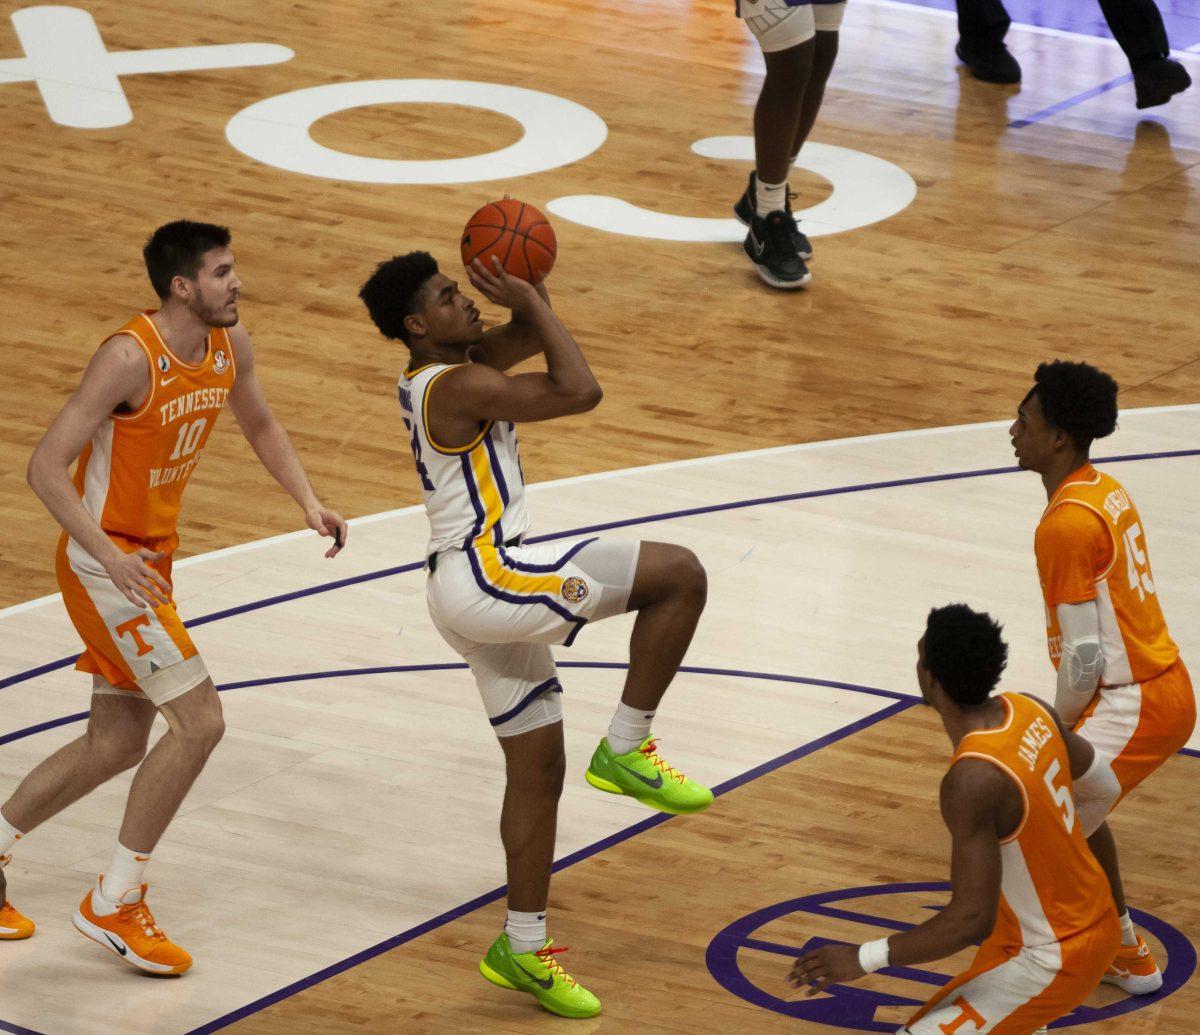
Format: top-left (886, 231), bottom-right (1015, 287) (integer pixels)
top-left (514, 960), bottom-right (555, 990)
top-left (617, 763), bottom-right (664, 789)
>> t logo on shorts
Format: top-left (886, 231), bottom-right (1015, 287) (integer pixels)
top-left (115, 615), bottom-right (154, 657)
top-left (941, 997), bottom-right (985, 1033)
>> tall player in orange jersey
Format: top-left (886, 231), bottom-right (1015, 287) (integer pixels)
top-left (1011, 360), bottom-right (1195, 995)
top-left (793, 605), bottom-right (1120, 1034)
top-left (0, 221), bottom-right (347, 972)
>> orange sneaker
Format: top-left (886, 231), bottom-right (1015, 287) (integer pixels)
top-left (1102, 935), bottom-right (1163, 995)
top-left (72, 881), bottom-right (192, 975)
top-left (0, 900), bottom-right (34, 939)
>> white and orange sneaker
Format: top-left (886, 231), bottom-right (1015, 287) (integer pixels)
top-left (1102, 935), bottom-right (1163, 995)
top-left (1, 900), bottom-right (34, 939)
top-left (72, 880), bottom-right (192, 975)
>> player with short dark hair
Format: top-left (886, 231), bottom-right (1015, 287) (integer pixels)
top-left (792, 606), bottom-right (1121, 1033)
top-left (1010, 359), bottom-right (1194, 994)
top-left (0, 221), bottom-right (347, 972)
top-left (361, 249), bottom-right (713, 1019)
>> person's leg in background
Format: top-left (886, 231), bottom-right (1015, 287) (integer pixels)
top-left (954, 0), bottom-right (1020, 84)
top-left (1095, 0), bottom-right (1191, 109)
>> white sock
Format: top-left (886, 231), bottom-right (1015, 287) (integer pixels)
top-left (99, 843), bottom-right (150, 905)
top-left (755, 177), bottom-right (788, 215)
top-left (0, 811), bottom-right (24, 858)
top-left (607, 702), bottom-right (655, 756)
top-left (505, 909), bottom-right (548, 954)
top-left (1118, 910), bottom-right (1138, 948)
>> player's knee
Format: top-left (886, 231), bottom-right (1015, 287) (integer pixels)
top-left (672, 546), bottom-right (708, 605)
top-left (88, 730), bottom-right (148, 775)
top-left (174, 707), bottom-right (226, 758)
top-left (506, 744), bottom-right (566, 796)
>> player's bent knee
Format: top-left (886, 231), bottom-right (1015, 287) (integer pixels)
top-left (672, 546), bottom-right (708, 602)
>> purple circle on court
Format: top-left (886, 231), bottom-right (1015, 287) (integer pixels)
top-left (705, 882), bottom-right (1195, 1031)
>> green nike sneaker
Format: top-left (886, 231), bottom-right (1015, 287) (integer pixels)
top-left (479, 934), bottom-right (600, 1019)
top-left (585, 736), bottom-right (713, 814)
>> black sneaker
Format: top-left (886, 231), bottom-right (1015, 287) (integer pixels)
top-left (734, 171), bottom-right (813, 260)
top-left (1133, 57), bottom-right (1191, 110)
top-left (955, 41), bottom-right (1021, 84)
top-left (743, 211), bottom-right (812, 290)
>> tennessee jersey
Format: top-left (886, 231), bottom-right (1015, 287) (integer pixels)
top-left (904, 693), bottom-right (1118, 1033)
top-left (56, 311), bottom-right (235, 691)
top-left (398, 362), bottom-right (529, 555)
top-left (956, 693), bottom-right (1114, 952)
top-left (1036, 464), bottom-right (1177, 687)
top-left (70, 311), bottom-right (236, 552)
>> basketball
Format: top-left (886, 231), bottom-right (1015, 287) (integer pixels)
top-left (460, 199), bottom-right (557, 284)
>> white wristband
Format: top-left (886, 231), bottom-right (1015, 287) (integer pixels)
top-left (858, 937), bottom-right (891, 974)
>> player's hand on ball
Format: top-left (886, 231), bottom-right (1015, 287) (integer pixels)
top-left (105, 547), bottom-right (172, 608)
top-left (307, 506), bottom-right (348, 558)
top-left (790, 943), bottom-right (865, 996)
top-left (468, 256), bottom-right (538, 314)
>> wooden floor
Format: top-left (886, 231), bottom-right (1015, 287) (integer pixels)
top-left (1, 0), bottom-right (1198, 1031)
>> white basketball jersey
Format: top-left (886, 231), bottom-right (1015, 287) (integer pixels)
top-left (399, 362), bottom-right (530, 554)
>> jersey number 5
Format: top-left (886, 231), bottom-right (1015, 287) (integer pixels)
top-left (1043, 758), bottom-right (1076, 833)
top-left (1124, 523), bottom-right (1155, 602)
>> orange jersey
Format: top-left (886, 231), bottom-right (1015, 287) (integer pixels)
top-left (1035, 464), bottom-right (1177, 686)
top-left (953, 693), bottom-right (1114, 953)
top-left (71, 311), bottom-right (236, 551)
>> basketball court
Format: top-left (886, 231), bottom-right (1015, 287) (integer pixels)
top-left (1, 0), bottom-right (1197, 1031)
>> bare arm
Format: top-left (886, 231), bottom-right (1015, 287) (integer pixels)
top-left (790, 761), bottom-right (1003, 993)
top-left (27, 336), bottom-right (171, 607)
top-left (470, 277), bottom-right (552, 373)
top-left (438, 257), bottom-right (601, 426)
top-left (226, 325), bottom-right (347, 557)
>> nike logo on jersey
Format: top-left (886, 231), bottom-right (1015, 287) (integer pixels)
top-left (161, 375), bottom-right (178, 386)
top-left (514, 959), bottom-right (555, 990)
top-left (103, 932), bottom-right (128, 956)
top-left (617, 763), bottom-right (663, 789)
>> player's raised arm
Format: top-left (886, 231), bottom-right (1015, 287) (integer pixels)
top-left (790, 760), bottom-right (1003, 995)
top-left (226, 324), bottom-right (347, 557)
top-left (27, 336), bottom-right (171, 608)
top-left (471, 275), bottom-right (553, 373)
top-left (438, 256), bottom-right (601, 424)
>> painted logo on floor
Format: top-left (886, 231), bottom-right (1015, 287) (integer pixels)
top-left (705, 882), bottom-right (1195, 1031)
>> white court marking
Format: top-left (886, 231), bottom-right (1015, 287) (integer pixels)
top-left (0, 409), bottom-right (1197, 1034)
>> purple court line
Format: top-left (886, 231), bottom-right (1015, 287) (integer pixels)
top-left (3, 446), bottom-right (1197, 693)
top-left (0, 1020), bottom-right (46, 1035)
top-left (182, 696), bottom-right (915, 1034)
top-left (1009, 73), bottom-right (1134, 128)
top-left (0, 663), bottom-right (913, 749)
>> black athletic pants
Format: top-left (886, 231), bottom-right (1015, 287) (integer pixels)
top-left (956, 0), bottom-right (1170, 66)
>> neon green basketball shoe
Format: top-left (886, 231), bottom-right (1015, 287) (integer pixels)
top-left (585, 736), bottom-right (714, 814)
top-left (479, 934), bottom-right (601, 1019)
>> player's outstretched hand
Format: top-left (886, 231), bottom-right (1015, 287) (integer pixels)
top-left (789, 943), bottom-right (865, 996)
top-left (468, 256), bottom-right (538, 314)
top-left (105, 547), bottom-right (172, 609)
top-left (307, 506), bottom-right (348, 558)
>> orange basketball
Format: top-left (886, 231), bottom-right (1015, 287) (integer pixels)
top-left (461, 199), bottom-right (557, 284)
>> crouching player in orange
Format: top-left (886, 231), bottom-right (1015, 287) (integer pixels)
top-left (1011, 360), bottom-right (1195, 994)
top-left (792, 605), bottom-right (1120, 1034)
top-left (0, 221), bottom-right (347, 973)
